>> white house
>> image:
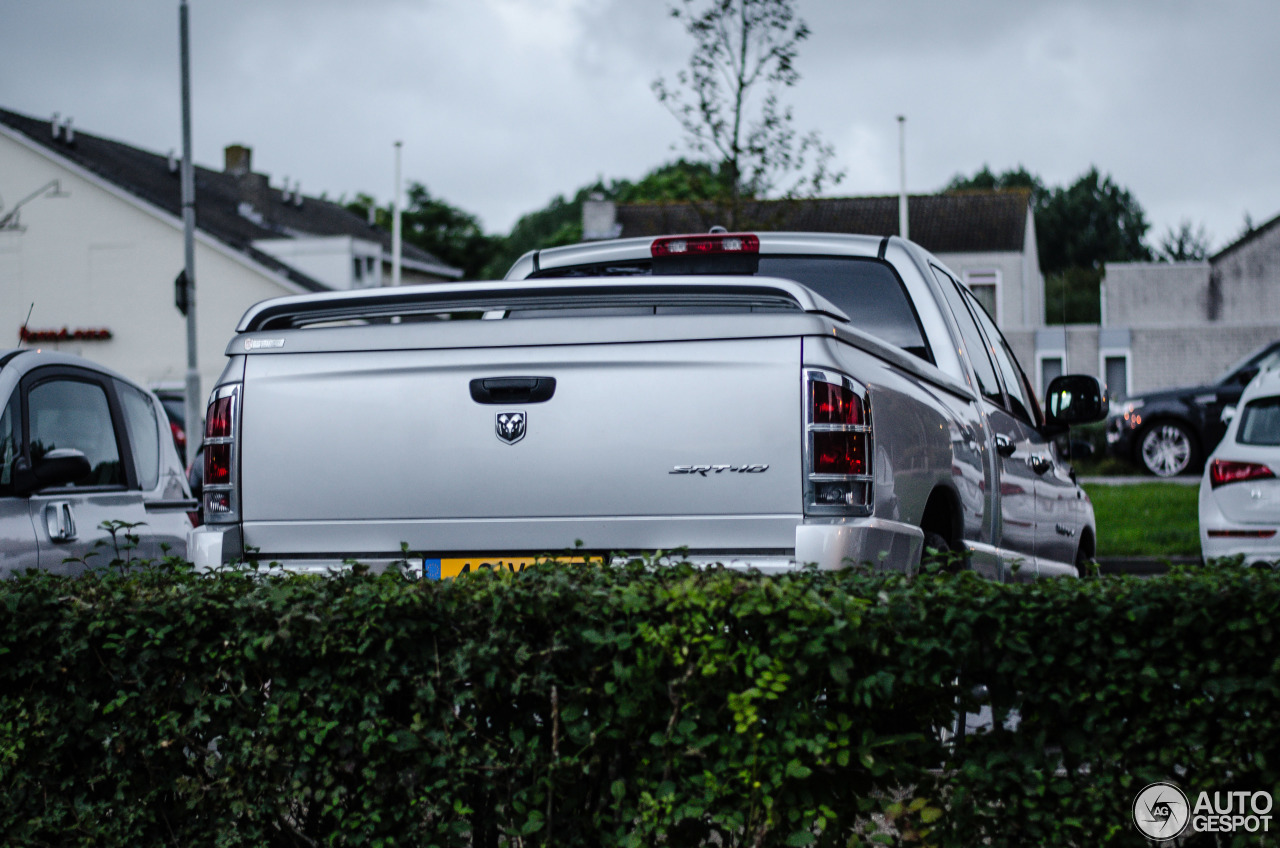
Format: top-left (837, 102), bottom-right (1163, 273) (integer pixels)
top-left (0, 107), bottom-right (460, 401)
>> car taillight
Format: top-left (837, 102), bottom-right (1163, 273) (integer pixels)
top-left (651, 233), bottom-right (760, 257)
top-left (203, 385), bottom-right (239, 521)
top-left (805, 371), bottom-right (872, 514)
top-left (1210, 459), bottom-right (1276, 489)
top-left (170, 421), bottom-right (187, 452)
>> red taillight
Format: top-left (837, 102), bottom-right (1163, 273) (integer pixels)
top-left (813, 431), bottom-right (866, 475)
top-left (170, 421), bottom-right (186, 451)
top-left (806, 372), bottom-right (872, 514)
top-left (1210, 459), bottom-right (1276, 489)
top-left (205, 443), bottom-right (232, 486)
top-left (206, 395), bottom-right (234, 439)
top-left (1206, 528), bottom-right (1277, 538)
top-left (651, 233), bottom-right (759, 257)
top-left (812, 381), bottom-right (863, 426)
top-left (202, 387), bottom-right (239, 521)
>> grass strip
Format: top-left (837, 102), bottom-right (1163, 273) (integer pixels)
top-left (1084, 481), bottom-right (1200, 557)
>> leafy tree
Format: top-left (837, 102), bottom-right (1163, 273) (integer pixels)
top-left (652, 0), bottom-right (843, 228)
top-left (1043, 267), bottom-right (1102, 325)
top-left (1036, 167), bottom-right (1151, 274)
top-left (477, 160), bottom-right (739, 278)
top-left (346, 184), bottom-right (501, 280)
top-left (478, 188), bottom-right (593, 279)
top-left (617, 159), bottom-right (732, 204)
top-left (944, 164), bottom-right (1045, 202)
top-left (1156, 219), bottom-right (1212, 262)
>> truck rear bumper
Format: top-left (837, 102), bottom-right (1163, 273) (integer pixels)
top-left (188, 516), bottom-right (924, 575)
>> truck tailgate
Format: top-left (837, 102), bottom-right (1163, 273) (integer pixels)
top-left (238, 337), bottom-right (803, 551)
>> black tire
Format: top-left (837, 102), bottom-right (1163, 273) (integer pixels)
top-left (1137, 420), bottom-right (1199, 477)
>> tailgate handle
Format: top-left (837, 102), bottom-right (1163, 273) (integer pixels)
top-left (469, 377), bottom-right (556, 404)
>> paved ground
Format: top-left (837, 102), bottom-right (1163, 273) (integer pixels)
top-left (1079, 475), bottom-right (1199, 486)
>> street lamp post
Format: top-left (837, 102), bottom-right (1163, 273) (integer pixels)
top-left (179, 0), bottom-right (200, 470)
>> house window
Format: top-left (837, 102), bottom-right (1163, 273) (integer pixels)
top-left (1103, 353), bottom-right (1129, 403)
top-left (964, 269), bottom-right (1000, 324)
top-left (1038, 354), bottom-right (1064, 396)
top-left (353, 256), bottom-right (364, 283)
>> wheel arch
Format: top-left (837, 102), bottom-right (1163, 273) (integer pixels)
top-left (919, 484), bottom-right (964, 551)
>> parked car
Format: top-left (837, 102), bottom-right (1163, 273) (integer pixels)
top-left (1106, 340), bottom-right (1280, 477)
top-left (1199, 366), bottom-right (1280, 565)
top-left (0, 350), bottom-right (196, 577)
top-left (189, 231), bottom-right (1105, 580)
top-left (152, 386), bottom-right (190, 459)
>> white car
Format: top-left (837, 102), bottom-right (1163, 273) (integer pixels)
top-left (1199, 366), bottom-right (1280, 565)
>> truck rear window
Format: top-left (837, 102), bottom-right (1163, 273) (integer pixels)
top-left (533, 255), bottom-right (930, 361)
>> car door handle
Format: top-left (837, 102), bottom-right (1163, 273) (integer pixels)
top-left (994, 434), bottom-right (1017, 457)
top-left (469, 377), bottom-right (556, 404)
top-left (44, 502), bottom-right (77, 542)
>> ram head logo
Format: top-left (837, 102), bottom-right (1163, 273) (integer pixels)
top-left (495, 411), bottom-right (527, 444)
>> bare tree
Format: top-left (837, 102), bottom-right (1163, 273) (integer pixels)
top-left (652, 0), bottom-right (843, 229)
top-left (1157, 219), bottom-right (1212, 262)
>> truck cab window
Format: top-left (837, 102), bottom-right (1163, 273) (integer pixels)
top-left (965, 290), bottom-right (1043, 427)
top-left (932, 266), bottom-right (1003, 404)
top-left (28, 379), bottom-right (124, 488)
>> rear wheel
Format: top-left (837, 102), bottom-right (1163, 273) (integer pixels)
top-left (1138, 421), bottom-right (1198, 477)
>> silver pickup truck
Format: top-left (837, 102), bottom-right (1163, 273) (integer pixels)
top-left (189, 232), bottom-right (1104, 579)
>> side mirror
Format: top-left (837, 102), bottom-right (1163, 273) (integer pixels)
top-left (12, 448), bottom-right (92, 495)
top-left (1234, 367), bottom-right (1260, 386)
top-left (1045, 375), bottom-right (1106, 427)
top-left (1222, 405), bottom-right (1237, 424)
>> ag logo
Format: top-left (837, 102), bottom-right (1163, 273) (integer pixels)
top-left (1133, 782), bottom-right (1190, 841)
top-left (495, 411), bottom-right (526, 445)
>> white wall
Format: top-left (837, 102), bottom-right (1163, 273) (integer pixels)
top-left (0, 129), bottom-right (303, 399)
top-left (255, 236), bottom-right (383, 290)
top-left (934, 249), bottom-right (1030, 330)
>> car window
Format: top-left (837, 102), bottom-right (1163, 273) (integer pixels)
top-left (1238, 396), bottom-right (1280, 445)
top-left (932, 266), bottom-right (1003, 404)
top-left (531, 254), bottom-right (933, 362)
top-left (753, 257), bottom-right (931, 360)
top-left (117, 380), bottom-right (161, 490)
top-left (28, 378), bottom-right (124, 488)
top-left (0, 394), bottom-right (18, 495)
top-left (965, 288), bottom-right (1042, 426)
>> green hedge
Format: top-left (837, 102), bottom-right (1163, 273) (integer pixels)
top-left (1, 559), bottom-right (1278, 847)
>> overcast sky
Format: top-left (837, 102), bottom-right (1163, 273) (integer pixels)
top-left (2, 0), bottom-right (1277, 252)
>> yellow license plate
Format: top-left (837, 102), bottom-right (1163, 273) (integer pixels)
top-left (425, 555), bottom-right (599, 580)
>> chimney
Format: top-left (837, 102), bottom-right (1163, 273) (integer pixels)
top-left (51, 113), bottom-right (61, 140)
top-left (582, 194), bottom-right (621, 240)
top-left (281, 177), bottom-right (291, 203)
top-left (168, 149), bottom-right (178, 174)
top-left (224, 144), bottom-right (252, 175)
top-left (63, 117), bottom-right (74, 145)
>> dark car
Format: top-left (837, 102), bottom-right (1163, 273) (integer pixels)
top-left (1107, 340), bottom-right (1280, 476)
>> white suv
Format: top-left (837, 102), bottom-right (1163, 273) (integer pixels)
top-left (1199, 366), bottom-right (1280, 565)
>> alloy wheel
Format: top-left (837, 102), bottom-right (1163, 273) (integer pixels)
top-left (1140, 424), bottom-right (1193, 477)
